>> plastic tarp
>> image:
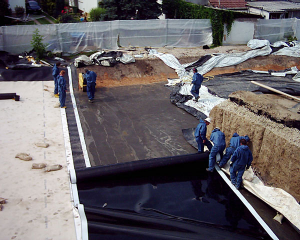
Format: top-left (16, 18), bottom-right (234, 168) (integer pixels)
top-left (218, 163), bottom-right (300, 232)
top-left (0, 19), bottom-right (212, 55)
top-left (76, 154), bottom-right (271, 240)
top-left (254, 18), bottom-right (296, 44)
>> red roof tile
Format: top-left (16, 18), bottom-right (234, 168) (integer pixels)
top-left (209, 0), bottom-right (246, 9)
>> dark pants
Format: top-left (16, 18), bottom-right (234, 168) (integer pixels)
top-left (87, 82), bottom-right (96, 100)
top-left (230, 163), bottom-right (246, 189)
top-left (59, 90), bottom-right (66, 107)
top-left (219, 147), bottom-right (235, 167)
top-left (191, 84), bottom-right (200, 99)
top-left (54, 76), bottom-right (58, 94)
top-left (196, 137), bottom-right (212, 153)
top-left (208, 144), bottom-right (225, 171)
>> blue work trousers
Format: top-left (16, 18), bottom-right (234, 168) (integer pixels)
top-left (54, 76), bottom-right (58, 94)
top-left (87, 82), bottom-right (96, 100)
top-left (219, 147), bottom-right (235, 167)
top-left (196, 137), bottom-right (212, 153)
top-left (191, 85), bottom-right (200, 99)
top-left (208, 144), bottom-right (225, 171)
top-left (59, 90), bottom-right (66, 107)
top-left (230, 164), bottom-right (246, 189)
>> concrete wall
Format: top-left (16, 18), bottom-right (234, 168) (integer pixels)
top-left (223, 20), bottom-right (255, 45)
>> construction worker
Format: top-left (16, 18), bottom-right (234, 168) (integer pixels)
top-left (52, 62), bottom-right (61, 98)
top-left (191, 68), bottom-right (203, 102)
top-left (219, 133), bottom-right (250, 168)
top-left (230, 138), bottom-right (253, 189)
top-left (57, 70), bottom-right (67, 108)
top-left (194, 117), bottom-right (212, 153)
top-left (206, 127), bottom-right (226, 172)
top-left (84, 68), bottom-right (97, 103)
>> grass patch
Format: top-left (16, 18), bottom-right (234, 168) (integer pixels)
top-left (36, 17), bottom-right (51, 24)
top-left (16, 21), bottom-right (36, 25)
top-left (42, 11), bottom-right (57, 23)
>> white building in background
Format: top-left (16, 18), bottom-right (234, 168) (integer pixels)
top-left (69, 0), bottom-right (101, 14)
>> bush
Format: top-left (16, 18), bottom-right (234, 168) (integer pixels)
top-left (58, 13), bottom-right (77, 23)
top-left (89, 7), bottom-right (106, 21)
top-left (31, 29), bottom-right (46, 61)
top-left (15, 5), bottom-right (25, 16)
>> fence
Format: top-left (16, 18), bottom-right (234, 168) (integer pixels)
top-left (1, 18), bottom-right (300, 55)
top-left (0, 19), bottom-right (212, 54)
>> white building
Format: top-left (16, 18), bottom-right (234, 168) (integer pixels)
top-left (247, 1), bottom-right (300, 19)
top-left (69, 0), bottom-right (101, 14)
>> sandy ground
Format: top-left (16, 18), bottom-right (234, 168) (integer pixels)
top-left (0, 81), bottom-right (77, 240)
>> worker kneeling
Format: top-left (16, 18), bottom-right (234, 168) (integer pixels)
top-left (230, 138), bottom-right (253, 190)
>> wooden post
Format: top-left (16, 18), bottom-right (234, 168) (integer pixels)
top-left (251, 81), bottom-right (300, 102)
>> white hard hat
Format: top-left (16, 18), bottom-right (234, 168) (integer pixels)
top-left (205, 117), bottom-right (211, 123)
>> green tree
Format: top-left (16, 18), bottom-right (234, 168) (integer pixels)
top-left (0, 0), bottom-right (12, 26)
top-left (31, 29), bottom-right (46, 61)
top-left (90, 7), bottom-right (106, 21)
top-left (101, 0), bottom-right (162, 20)
top-left (39, 0), bottom-right (56, 16)
top-left (55, 0), bottom-right (64, 17)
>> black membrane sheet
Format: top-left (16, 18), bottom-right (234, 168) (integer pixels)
top-left (203, 70), bottom-right (300, 99)
top-left (77, 156), bottom-right (271, 240)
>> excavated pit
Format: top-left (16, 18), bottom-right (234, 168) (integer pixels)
top-left (77, 53), bottom-right (300, 201)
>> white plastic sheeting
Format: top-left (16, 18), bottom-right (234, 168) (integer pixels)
top-left (153, 39), bottom-right (273, 80)
top-left (254, 18), bottom-right (296, 43)
top-left (179, 83), bottom-right (226, 117)
top-left (221, 163), bottom-right (300, 232)
top-left (0, 19), bottom-right (212, 54)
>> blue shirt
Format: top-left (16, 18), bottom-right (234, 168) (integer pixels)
top-left (195, 119), bottom-right (207, 140)
top-left (57, 75), bottom-right (66, 92)
top-left (192, 72), bottom-right (203, 86)
top-left (210, 128), bottom-right (226, 147)
top-left (85, 70), bottom-right (97, 84)
top-left (52, 64), bottom-right (59, 78)
top-left (231, 145), bottom-right (253, 167)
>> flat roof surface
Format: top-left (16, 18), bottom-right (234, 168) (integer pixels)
top-left (247, 1), bottom-right (300, 12)
top-left (0, 81), bottom-right (77, 240)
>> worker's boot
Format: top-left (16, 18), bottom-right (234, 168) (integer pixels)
top-left (54, 94), bottom-right (59, 98)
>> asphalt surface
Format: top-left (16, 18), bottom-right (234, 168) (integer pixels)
top-left (74, 82), bottom-right (198, 166)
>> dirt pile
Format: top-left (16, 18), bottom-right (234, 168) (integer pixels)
top-left (229, 91), bottom-right (300, 129)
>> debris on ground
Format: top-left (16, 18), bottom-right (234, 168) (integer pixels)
top-left (35, 142), bottom-right (49, 148)
top-left (45, 164), bottom-right (63, 172)
top-left (32, 163), bottom-right (47, 169)
top-left (74, 50), bottom-right (135, 68)
top-left (15, 153), bottom-right (32, 161)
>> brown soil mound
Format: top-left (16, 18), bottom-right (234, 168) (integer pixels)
top-left (78, 46), bottom-right (300, 88)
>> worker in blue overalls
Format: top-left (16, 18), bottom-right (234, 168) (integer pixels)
top-left (84, 68), bottom-right (97, 103)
